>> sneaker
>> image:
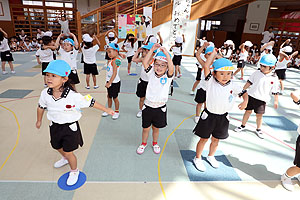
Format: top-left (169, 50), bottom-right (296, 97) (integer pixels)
top-left (85, 86), bottom-right (90, 89)
top-left (281, 174), bottom-right (294, 191)
top-left (177, 74), bottom-right (182, 78)
top-left (137, 144), bottom-right (147, 154)
top-left (194, 116), bottom-right (200, 123)
top-left (53, 157), bottom-right (69, 168)
top-left (255, 129), bottom-right (264, 139)
top-left (112, 112), bottom-right (119, 120)
top-left (190, 91), bottom-right (195, 95)
top-left (11, 71), bottom-right (16, 74)
top-left (193, 157), bottom-right (206, 172)
top-left (102, 112), bottom-right (108, 117)
top-left (234, 126), bottom-right (245, 132)
top-left (94, 85), bottom-right (99, 89)
top-left (152, 144), bottom-right (161, 154)
top-left (207, 156), bottom-right (219, 168)
top-left (136, 110), bottom-right (142, 118)
top-left (2, 71), bottom-right (8, 75)
top-left (66, 170), bottom-right (80, 186)
top-left (239, 77), bottom-right (243, 80)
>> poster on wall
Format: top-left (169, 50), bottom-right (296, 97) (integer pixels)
top-left (118, 14), bottom-right (142, 39)
top-left (170, 0), bottom-right (192, 45)
top-left (0, 2), bottom-right (4, 16)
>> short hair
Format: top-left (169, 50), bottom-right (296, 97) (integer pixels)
top-left (268, 26), bottom-right (273, 30)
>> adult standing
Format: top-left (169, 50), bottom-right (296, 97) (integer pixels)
top-left (36, 28), bottom-right (45, 40)
top-left (57, 15), bottom-right (70, 35)
top-left (261, 26), bottom-right (274, 46)
top-left (136, 16), bottom-right (151, 48)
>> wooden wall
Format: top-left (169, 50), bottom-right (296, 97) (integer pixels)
top-left (0, 21), bottom-right (14, 37)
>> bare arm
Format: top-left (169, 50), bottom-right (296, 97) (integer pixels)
top-left (93, 35), bottom-right (101, 46)
top-left (243, 81), bottom-right (251, 90)
top-left (55, 33), bottom-right (63, 49)
top-left (160, 47), bottom-right (174, 77)
top-left (203, 49), bottom-right (217, 77)
top-left (291, 51), bottom-right (298, 59)
top-left (68, 32), bottom-right (79, 49)
top-left (132, 48), bottom-right (143, 63)
top-left (182, 34), bottom-right (185, 43)
top-left (105, 60), bottom-right (118, 88)
top-left (36, 107), bottom-right (45, 129)
top-left (93, 101), bottom-right (114, 115)
top-left (142, 43), bottom-right (160, 69)
top-left (280, 39), bottom-right (290, 49)
top-left (260, 41), bottom-right (275, 52)
top-left (0, 28), bottom-right (8, 38)
top-left (195, 42), bottom-right (209, 68)
top-left (36, 56), bottom-right (41, 65)
top-left (157, 32), bottom-right (163, 44)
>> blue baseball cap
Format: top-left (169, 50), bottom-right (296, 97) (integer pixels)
top-left (259, 54), bottom-right (277, 66)
top-left (205, 46), bottom-right (214, 55)
top-left (142, 42), bottom-right (154, 50)
top-left (107, 43), bottom-right (119, 51)
top-left (154, 51), bottom-right (172, 63)
top-left (43, 60), bottom-right (71, 77)
top-left (63, 38), bottom-right (75, 46)
top-left (213, 58), bottom-right (235, 71)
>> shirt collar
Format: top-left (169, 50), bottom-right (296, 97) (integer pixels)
top-left (47, 87), bottom-right (71, 98)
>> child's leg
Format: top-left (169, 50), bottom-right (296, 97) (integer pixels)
top-left (279, 79), bottom-right (284, 91)
top-left (142, 126), bottom-right (151, 144)
top-left (241, 68), bottom-right (244, 78)
top-left (139, 97), bottom-right (145, 110)
top-left (175, 65), bottom-right (178, 77)
top-left (128, 62), bottom-right (131, 74)
top-left (196, 103), bottom-right (203, 117)
top-left (64, 151), bottom-right (77, 170)
top-left (152, 126), bottom-right (159, 143)
top-left (113, 97), bottom-right (119, 111)
top-left (178, 65), bottom-right (181, 75)
top-left (256, 113), bottom-right (263, 129)
top-left (86, 74), bottom-right (90, 87)
top-left (208, 136), bottom-right (219, 156)
top-left (1, 61), bottom-right (6, 72)
top-left (107, 95), bottom-right (113, 108)
top-left (8, 61), bottom-right (14, 71)
top-left (92, 75), bottom-right (97, 86)
top-left (196, 138), bottom-right (209, 158)
top-left (233, 68), bottom-right (240, 76)
top-left (242, 110), bottom-right (252, 126)
top-left (286, 166), bottom-right (300, 177)
top-left (192, 80), bottom-right (200, 92)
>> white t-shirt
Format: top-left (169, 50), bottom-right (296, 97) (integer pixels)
top-left (36, 47), bottom-right (54, 63)
top-left (144, 66), bottom-right (173, 108)
top-left (171, 43), bottom-right (184, 56)
top-left (239, 50), bottom-right (248, 61)
top-left (247, 70), bottom-right (280, 102)
top-left (106, 57), bottom-right (121, 83)
top-left (58, 20), bottom-right (70, 34)
top-left (38, 87), bottom-right (95, 124)
top-left (295, 58), bottom-right (300, 66)
top-left (275, 57), bottom-right (291, 70)
top-left (140, 59), bottom-right (154, 82)
top-left (0, 38), bottom-right (10, 52)
top-left (224, 49), bottom-right (233, 58)
top-left (123, 41), bottom-right (135, 57)
top-left (82, 45), bottom-right (99, 64)
top-left (205, 75), bottom-right (243, 115)
top-left (105, 37), bottom-right (118, 45)
top-left (137, 23), bottom-right (147, 41)
top-left (58, 47), bottom-right (79, 70)
top-left (37, 31), bottom-right (44, 39)
top-left (261, 31), bottom-right (274, 44)
top-left (19, 35), bottom-right (27, 42)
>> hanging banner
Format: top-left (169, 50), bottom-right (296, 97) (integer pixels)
top-left (170, 0), bottom-right (192, 44)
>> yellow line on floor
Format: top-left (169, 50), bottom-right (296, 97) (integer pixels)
top-left (157, 114), bottom-right (195, 200)
top-left (0, 104), bottom-right (21, 172)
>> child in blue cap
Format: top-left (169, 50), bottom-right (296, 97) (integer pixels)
top-left (36, 60), bottom-right (114, 186)
top-left (102, 43), bottom-right (122, 120)
top-left (136, 43), bottom-right (174, 155)
top-left (132, 42), bottom-right (156, 118)
top-left (55, 32), bottom-right (80, 89)
top-left (193, 49), bottom-right (248, 172)
top-left (234, 54), bottom-right (280, 139)
top-left (281, 90), bottom-right (300, 191)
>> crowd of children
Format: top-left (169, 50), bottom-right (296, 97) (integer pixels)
top-left (1, 21), bottom-right (300, 192)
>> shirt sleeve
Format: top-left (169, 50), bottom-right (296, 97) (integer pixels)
top-left (94, 45), bottom-right (99, 52)
top-left (38, 90), bottom-right (47, 109)
top-left (248, 71), bottom-right (256, 84)
top-left (74, 93), bottom-right (95, 109)
top-left (271, 77), bottom-right (280, 95)
top-left (36, 49), bottom-right (41, 57)
top-left (232, 82), bottom-right (243, 97)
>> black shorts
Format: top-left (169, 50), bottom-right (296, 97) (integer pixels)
top-left (196, 67), bottom-right (201, 81)
top-left (42, 62), bottom-right (49, 75)
top-left (245, 96), bottom-right (266, 114)
top-left (172, 55), bottom-right (182, 66)
top-left (84, 63), bottom-right (99, 75)
top-left (275, 69), bottom-right (286, 80)
top-left (105, 52), bottom-right (111, 60)
top-left (136, 78), bottom-right (148, 98)
top-left (138, 41), bottom-right (143, 48)
top-left (294, 135), bottom-right (300, 168)
top-left (142, 104), bottom-right (167, 128)
top-left (53, 53), bottom-right (56, 60)
top-left (1, 51), bottom-right (14, 62)
top-left (193, 109), bottom-right (229, 139)
top-left (50, 121), bottom-right (83, 152)
top-left (80, 54), bottom-right (84, 63)
top-left (237, 60), bottom-right (245, 68)
top-left (68, 69), bottom-right (80, 85)
top-left (107, 81), bottom-right (121, 98)
top-left (194, 88), bottom-right (206, 104)
top-left (127, 56), bottom-right (133, 63)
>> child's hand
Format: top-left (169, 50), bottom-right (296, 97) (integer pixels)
top-left (38, 61), bottom-right (41, 65)
top-left (106, 108), bottom-right (115, 116)
top-left (274, 102), bottom-right (278, 109)
top-left (157, 31), bottom-right (161, 35)
top-left (120, 53), bottom-right (126, 59)
top-left (36, 121), bottom-right (42, 129)
top-left (160, 47), bottom-right (168, 54)
top-left (238, 101), bottom-right (247, 110)
top-left (203, 42), bottom-right (210, 47)
top-left (152, 43), bottom-right (161, 51)
top-left (137, 47), bottom-right (143, 53)
top-left (105, 82), bottom-right (111, 88)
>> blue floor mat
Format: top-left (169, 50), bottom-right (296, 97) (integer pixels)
top-left (180, 150), bottom-right (241, 181)
top-left (0, 89), bottom-right (33, 98)
top-left (263, 116), bottom-right (298, 131)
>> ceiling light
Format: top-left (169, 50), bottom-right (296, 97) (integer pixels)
top-left (270, 7), bottom-right (278, 10)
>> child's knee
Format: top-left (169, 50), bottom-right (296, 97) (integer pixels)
top-left (199, 138), bottom-right (208, 143)
top-left (211, 137), bottom-right (219, 144)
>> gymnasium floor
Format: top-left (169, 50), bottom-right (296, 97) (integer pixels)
top-left (0, 51), bottom-right (299, 200)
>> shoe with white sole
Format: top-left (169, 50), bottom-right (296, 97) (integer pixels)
top-left (281, 174), bottom-right (294, 191)
top-left (194, 116), bottom-right (200, 123)
top-left (102, 112), bottom-right (108, 117)
top-left (207, 156), bottom-right (219, 168)
top-left (190, 91), bottom-right (194, 95)
top-left (152, 144), bottom-right (161, 154)
top-left (2, 71), bottom-right (8, 75)
top-left (137, 144), bottom-right (147, 155)
top-left (66, 170), bottom-right (80, 186)
top-left (234, 126), bottom-right (245, 132)
top-left (11, 71), bottom-right (16, 74)
top-left (94, 85), bottom-right (99, 89)
top-left (136, 110), bottom-right (142, 118)
top-left (54, 157), bottom-right (69, 168)
top-left (112, 112), bottom-right (119, 120)
top-left (85, 86), bottom-right (90, 89)
top-left (255, 129), bottom-right (264, 139)
top-left (193, 157), bottom-right (206, 172)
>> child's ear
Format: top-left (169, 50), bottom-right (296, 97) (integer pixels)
top-left (63, 77), bottom-right (68, 83)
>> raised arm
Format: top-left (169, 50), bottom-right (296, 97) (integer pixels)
top-left (0, 28), bottom-right (8, 38)
top-left (260, 41), bottom-right (275, 52)
top-left (182, 34), bottom-right (185, 43)
top-left (280, 39), bottom-right (290, 49)
top-left (160, 47), bottom-right (174, 77)
top-left (157, 32), bottom-right (163, 44)
top-left (195, 42), bottom-right (209, 68)
top-left (55, 33), bottom-right (63, 49)
top-left (68, 32), bottom-right (79, 49)
top-left (132, 48), bottom-right (143, 63)
top-left (290, 51), bottom-right (298, 59)
top-left (93, 35), bottom-right (101, 46)
top-left (203, 49), bottom-right (217, 77)
top-left (142, 43), bottom-right (160, 69)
